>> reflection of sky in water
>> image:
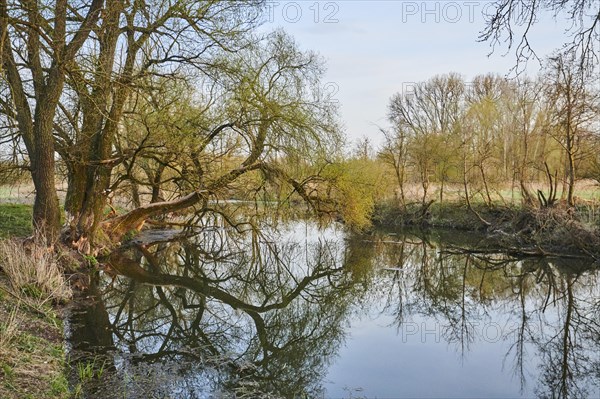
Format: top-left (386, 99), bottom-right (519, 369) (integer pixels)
top-left (326, 304), bottom-right (539, 398)
top-left (325, 247), bottom-right (600, 398)
top-left (77, 222), bottom-right (600, 398)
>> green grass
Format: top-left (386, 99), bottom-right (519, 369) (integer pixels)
top-left (49, 374), bottom-right (70, 396)
top-left (0, 237), bottom-right (72, 399)
top-left (0, 277), bottom-right (71, 399)
top-left (0, 204), bottom-right (33, 238)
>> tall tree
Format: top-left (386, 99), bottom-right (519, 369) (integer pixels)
top-left (101, 30), bottom-right (342, 240)
top-left (1, 0), bottom-right (104, 241)
top-left (388, 74), bottom-right (464, 206)
top-left (544, 54), bottom-right (600, 206)
top-left (0, 2), bottom-right (345, 252)
top-left (379, 126), bottom-right (409, 209)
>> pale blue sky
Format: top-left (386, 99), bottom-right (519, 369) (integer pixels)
top-left (262, 1), bottom-right (574, 146)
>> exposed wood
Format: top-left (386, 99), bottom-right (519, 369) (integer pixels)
top-left (103, 191), bottom-right (207, 238)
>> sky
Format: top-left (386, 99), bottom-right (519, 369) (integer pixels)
top-left (261, 0), bottom-right (580, 147)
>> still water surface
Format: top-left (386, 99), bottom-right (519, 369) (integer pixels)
top-left (66, 221), bottom-right (600, 398)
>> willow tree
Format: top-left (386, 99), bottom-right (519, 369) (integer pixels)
top-left (99, 30), bottom-right (342, 239)
top-left (1, 0), bottom-right (105, 240)
top-left (543, 55), bottom-right (600, 206)
top-left (0, 0), bottom-right (262, 243)
top-left (462, 74), bottom-right (516, 206)
top-left (0, 1), bottom-right (343, 252)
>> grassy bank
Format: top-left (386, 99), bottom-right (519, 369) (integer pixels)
top-left (0, 204), bottom-right (33, 238)
top-left (0, 233), bottom-right (73, 398)
top-left (373, 200), bottom-right (600, 259)
top-left (0, 279), bottom-right (70, 399)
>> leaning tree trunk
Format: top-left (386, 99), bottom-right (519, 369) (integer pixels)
top-left (103, 191), bottom-right (206, 239)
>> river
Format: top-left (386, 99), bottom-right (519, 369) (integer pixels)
top-left (65, 221), bottom-right (600, 398)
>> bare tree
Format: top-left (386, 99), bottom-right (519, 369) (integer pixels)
top-left (379, 126), bottom-right (409, 209)
top-left (388, 74), bottom-right (464, 207)
top-left (480, 0), bottom-right (600, 74)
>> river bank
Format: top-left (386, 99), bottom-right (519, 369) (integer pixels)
top-left (373, 201), bottom-right (600, 260)
top-left (0, 275), bottom-right (70, 399)
top-left (0, 204), bottom-right (72, 398)
top-left (0, 198), bottom-right (598, 398)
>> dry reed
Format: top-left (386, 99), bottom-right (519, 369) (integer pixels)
top-left (0, 239), bottom-right (72, 305)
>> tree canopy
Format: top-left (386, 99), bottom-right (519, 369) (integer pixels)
top-left (0, 1), bottom-right (352, 251)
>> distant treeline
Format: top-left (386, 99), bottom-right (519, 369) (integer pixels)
top-left (378, 60), bottom-right (599, 211)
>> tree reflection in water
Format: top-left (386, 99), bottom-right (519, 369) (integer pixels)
top-left (68, 222), bottom-right (361, 398)
top-left (67, 223), bottom-right (600, 398)
top-left (367, 230), bottom-right (600, 398)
